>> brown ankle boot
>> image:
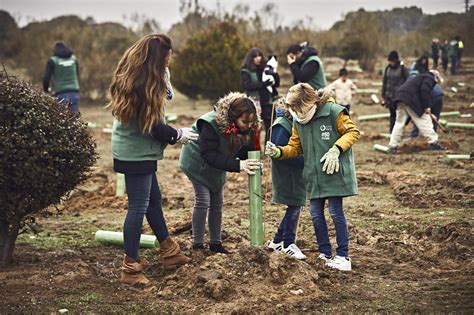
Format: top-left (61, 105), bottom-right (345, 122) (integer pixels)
top-left (159, 237), bottom-right (191, 268)
top-left (137, 257), bottom-right (150, 270)
top-left (120, 255), bottom-right (152, 287)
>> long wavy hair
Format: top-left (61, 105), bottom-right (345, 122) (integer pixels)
top-left (107, 34), bottom-right (172, 134)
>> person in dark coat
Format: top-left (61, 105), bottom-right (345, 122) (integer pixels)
top-left (431, 38), bottom-right (440, 69)
top-left (381, 50), bottom-right (409, 133)
top-left (388, 70), bottom-right (445, 153)
top-left (286, 43), bottom-right (327, 90)
top-left (241, 47), bottom-right (280, 138)
top-left (410, 56), bottom-right (429, 76)
top-left (440, 40), bottom-right (449, 74)
top-left (411, 84), bottom-right (444, 138)
top-left (43, 41), bottom-right (80, 112)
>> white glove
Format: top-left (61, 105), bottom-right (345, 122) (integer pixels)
top-left (177, 127), bottom-right (198, 144)
top-left (320, 146), bottom-right (340, 174)
top-left (240, 159), bottom-right (262, 175)
top-left (264, 141), bottom-right (281, 158)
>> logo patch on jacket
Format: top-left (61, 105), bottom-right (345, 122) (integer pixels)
top-left (320, 125), bottom-right (332, 132)
top-left (321, 131), bottom-right (330, 140)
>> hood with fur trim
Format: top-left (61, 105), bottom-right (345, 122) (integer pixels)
top-left (213, 92), bottom-right (260, 133)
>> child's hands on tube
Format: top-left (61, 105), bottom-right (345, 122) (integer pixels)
top-left (264, 142), bottom-right (281, 158)
top-left (320, 146), bottom-right (340, 174)
top-left (240, 159), bottom-right (262, 175)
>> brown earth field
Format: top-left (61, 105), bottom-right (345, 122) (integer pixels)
top-left (1, 57), bottom-right (473, 313)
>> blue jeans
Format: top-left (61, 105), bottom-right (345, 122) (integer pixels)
top-left (273, 205), bottom-right (301, 247)
top-left (309, 197), bottom-right (349, 257)
top-left (57, 92), bottom-right (80, 113)
top-left (123, 173), bottom-right (169, 260)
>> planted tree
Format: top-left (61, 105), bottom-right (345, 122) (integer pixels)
top-left (0, 70), bottom-right (96, 266)
top-left (173, 22), bottom-right (249, 101)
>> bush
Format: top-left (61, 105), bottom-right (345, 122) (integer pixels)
top-left (0, 70), bottom-right (96, 266)
top-left (337, 10), bottom-right (382, 72)
top-left (172, 22), bottom-right (250, 101)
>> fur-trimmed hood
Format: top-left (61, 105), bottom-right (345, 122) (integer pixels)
top-left (213, 92), bottom-right (260, 133)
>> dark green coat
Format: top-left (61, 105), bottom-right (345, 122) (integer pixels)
top-left (179, 111), bottom-right (239, 192)
top-left (271, 117), bottom-right (306, 206)
top-left (302, 56), bottom-right (327, 90)
top-left (294, 102), bottom-right (357, 199)
top-left (241, 68), bottom-right (274, 105)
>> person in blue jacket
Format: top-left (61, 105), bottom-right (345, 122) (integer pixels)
top-left (267, 106), bottom-right (307, 260)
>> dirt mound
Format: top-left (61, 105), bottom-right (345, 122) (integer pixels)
top-left (357, 170), bottom-right (387, 186)
top-left (63, 168), bottom-right (127, 213)
top-left (373, 221), bottom-right (473, 269)
top-left (153, 245), bottom-right (323, 311)
top-left (386, 172), bottom-right (474, 208)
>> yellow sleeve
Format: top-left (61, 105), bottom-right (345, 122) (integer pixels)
top-left (278, 125), bottom-right (303, 159)
top-left (334, 112), bottom-right (360, 152)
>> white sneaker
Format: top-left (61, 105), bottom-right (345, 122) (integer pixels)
top-left (318, 253), bottom-right (331, 262)
top-left (326, 255), bottom-right (351, 271)
top-left (268, 240), bottom-right (283, 252)
top-left (283, 244), bottom-right (307, 260)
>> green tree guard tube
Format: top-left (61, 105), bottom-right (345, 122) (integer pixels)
top-left (446, 122), bottom-right (474, 129)
top-left (438, 119), bottom-right (448, 126)
top-left (440, 111), bottom-right (461, 117)
top-left (446, 154), bottom-right (471, 160)
top-left (248, 151), bottom-right (264, 246)
top-left (116, 173), bottom-right (126, 197)
top-left (95, 230), bottom-right (159, 248)
top-left (374, 144), bottom-right (391, 154)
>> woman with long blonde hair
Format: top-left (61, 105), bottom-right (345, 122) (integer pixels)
top-left (108, 34), bottom-right (197, 287)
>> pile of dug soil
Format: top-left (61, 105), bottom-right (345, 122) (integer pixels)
top-left (386, 172), bottom-right (474, 208)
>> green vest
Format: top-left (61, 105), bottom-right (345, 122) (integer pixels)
top-left (241, 68), bottom-right (273, 105)
top-left (302, 56), bottom-right (327, 90)
top-left (271, 117), bottom-right (306, 206)
top-left (50, 55), bottom-right (80, 94)
top-left (112, 118), bottom-right (167, 161)
top-left (294, 102), bottom-right (357, 199)
top-left (179, 111), bottom-right (240, 192)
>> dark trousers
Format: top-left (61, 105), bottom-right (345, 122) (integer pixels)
top-left (450, 56), bottom-right (458, 75)
top-left (123, 173), bottom-right (169, 260)
top-left (442, 57), bottom-right (448, 73)
top-left (387, 101), bottom-right (397, 133)
top-left (432, 55), bottom-right (439, 68)
top-left (273, 205), bottom-right (301, 247)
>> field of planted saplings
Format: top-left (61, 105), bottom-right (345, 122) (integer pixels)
top-left (0, 56), bottom-right (473, 313)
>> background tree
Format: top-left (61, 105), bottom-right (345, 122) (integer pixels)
top-left (172, 22), bottom-right (250, 101)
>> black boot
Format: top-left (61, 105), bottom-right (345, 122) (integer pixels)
top-left (209, 243), bottom-right (231, 254)
top-left (192, 243), bottom-right (205, 250)
top-left (429, 141), bottom-right (445, 151)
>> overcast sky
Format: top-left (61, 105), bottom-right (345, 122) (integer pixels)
top-left (0, 0), bottom-right (467, 30)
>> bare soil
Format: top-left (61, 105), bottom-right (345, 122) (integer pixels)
top-left (1, 57), bottom-right (473, 313)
